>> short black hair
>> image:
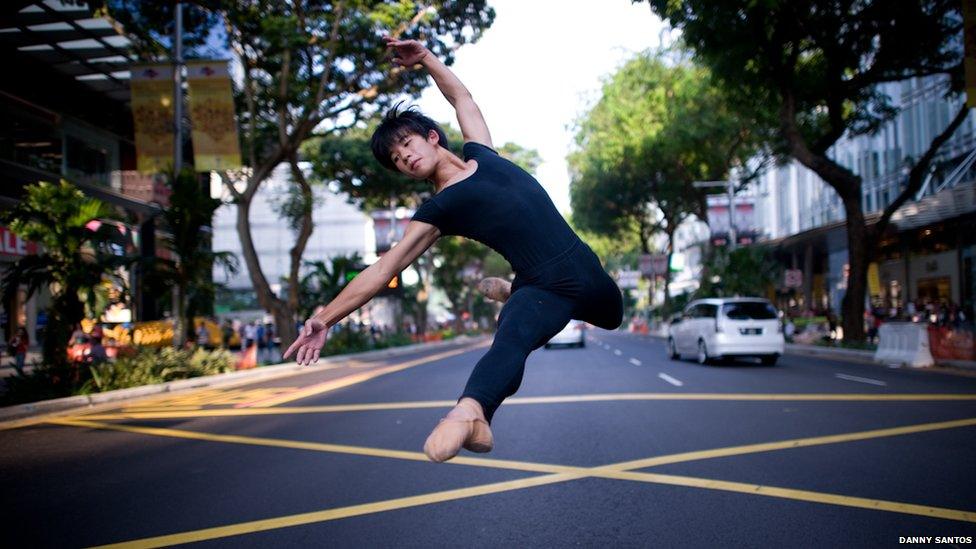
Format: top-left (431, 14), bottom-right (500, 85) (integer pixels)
top-left (370, 102), bottom-right (449, 171)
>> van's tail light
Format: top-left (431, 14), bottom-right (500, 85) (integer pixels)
top-left (777, 322), bottom-right (783, 333)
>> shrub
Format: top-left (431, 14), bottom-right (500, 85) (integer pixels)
top-left (86, 347), bottom-right (234, 392)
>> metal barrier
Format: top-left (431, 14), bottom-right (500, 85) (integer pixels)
top-left (873, 322), bottom-right (934, 368)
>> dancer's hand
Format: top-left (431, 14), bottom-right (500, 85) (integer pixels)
top-left (385, 36), bottom-right (428, 67)
top-left (283, 318), bottom-right (328, 366)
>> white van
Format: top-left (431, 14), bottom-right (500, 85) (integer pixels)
top-left (667, 298), bottom-right (784, 365)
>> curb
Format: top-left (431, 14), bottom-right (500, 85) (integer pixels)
top-left (0, 335), bottom-right (489, 426)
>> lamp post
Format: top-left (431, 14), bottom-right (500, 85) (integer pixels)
top-left (693, 179), bottom-right (737, 250)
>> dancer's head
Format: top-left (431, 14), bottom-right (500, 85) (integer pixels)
top-left (371, 102), bottom-right (449, 179)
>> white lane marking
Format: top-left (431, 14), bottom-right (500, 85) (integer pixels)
top-left (604, 344), bottom-right (611, 350)
top-left (629, 358), bottom-right (642, 366)
top-left (658, 373), bottom-right (684, 387)
top-left (613, 349), bottom-right (622, 356)
top-left (835, 373), bottom-right (887, 386)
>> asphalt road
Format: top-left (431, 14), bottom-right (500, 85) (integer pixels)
top-left (2, 330), bottom-right (975, 548)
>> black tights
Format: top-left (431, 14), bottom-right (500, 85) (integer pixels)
top-left (461, 241), bottom-right (623, 423)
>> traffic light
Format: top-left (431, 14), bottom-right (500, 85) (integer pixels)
top-left (376, 272), bottom-right (402, 297)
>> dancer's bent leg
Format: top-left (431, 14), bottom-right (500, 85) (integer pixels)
top-left (477, 277), bottom-right (512, 303)
top-left (461, 286), bottom-right (575, 423)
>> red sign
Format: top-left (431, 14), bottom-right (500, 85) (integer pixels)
top-left (0, 226), bottom-right (37, 257)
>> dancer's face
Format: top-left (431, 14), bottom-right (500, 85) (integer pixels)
top-left (389, 129), bottom-right (440, 180)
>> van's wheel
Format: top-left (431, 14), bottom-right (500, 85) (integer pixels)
top-left (761, 354), bottom-right (779, 366)
top-left (667, 338), bottom-right (680, 360)
top-left (697, 340), bottom-right (711, 365)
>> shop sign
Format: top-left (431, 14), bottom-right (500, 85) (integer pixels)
top-left (0, 225), bottom-right (37, 256)
top-left (617, 270), bottom-right (640, 289)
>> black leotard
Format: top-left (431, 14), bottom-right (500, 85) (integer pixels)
top-left (411, 141), bottom-right (623, 423)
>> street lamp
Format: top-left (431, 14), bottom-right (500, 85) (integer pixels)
top-left (693, 179), bottom-right (737, 250)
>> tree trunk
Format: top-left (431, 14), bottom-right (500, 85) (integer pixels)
top-left (662, 228), bottom-right (675, 309)
top-left (780, 91), bottom-right (868, 341)
top-left (234, 187), bottom-right (298, 357)
top-left (841, 198), bottom-right (868, 341)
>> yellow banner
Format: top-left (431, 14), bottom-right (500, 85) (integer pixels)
top-left (130, 64), bottom-right (175, 173)
top-left (186, 60), bottom-right (241, 171)
top-left (965, 1), bottom-right (976, 108)
top-left (868, 262), bottom-right (881, 296)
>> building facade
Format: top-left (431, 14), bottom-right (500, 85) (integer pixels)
top-left (753, 75), bottom-right (976, 318)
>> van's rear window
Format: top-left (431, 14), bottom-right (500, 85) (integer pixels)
top-left (722, 302), bottom-right (777, 320)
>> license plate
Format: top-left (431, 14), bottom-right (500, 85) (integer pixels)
top-left (739, 328), bottom-right (763, 335)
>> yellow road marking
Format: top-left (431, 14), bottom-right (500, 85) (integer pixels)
top-left (244, 342), bottom-right (490, 408)
top-left (89, 473), bottom-right (584, 549)
top-left (73, 392), bottom-right (976, 421)
top-left (52, 414), bottom-right (976, 546)
top-left (70, 413), bottom-right (976, 547)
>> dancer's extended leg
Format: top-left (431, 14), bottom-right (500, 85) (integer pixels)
top-left (422, 286), bottom-right (573, 462)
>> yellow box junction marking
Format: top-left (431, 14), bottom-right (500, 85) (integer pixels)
top-left (73, 392), bottom-right (976, 421)
top-left (49, 415), bottom-right (976, 548)
top-left (243, 343), bottom-right (490, 408)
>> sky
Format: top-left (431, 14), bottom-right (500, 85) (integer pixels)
top-left (415, 0), bottom-right (667, 214)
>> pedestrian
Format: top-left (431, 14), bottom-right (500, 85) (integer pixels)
top-left (286, 38), bottom-right (622, 463)
top-left (244, 321), bottom-right (257, 350)
top-left (256, 322), bottom-right (266, 362)
top-left (9, 327), bottom-right (29, 376)
top-left (221, 320), bottom-right (235, 349)
top-left (87, 326), bottom-right (108, 365)
top-left (196, 322), bottom-right (210, 348)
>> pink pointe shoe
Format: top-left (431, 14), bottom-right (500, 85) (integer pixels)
top-left (423, 398), bottom-right (494, 463)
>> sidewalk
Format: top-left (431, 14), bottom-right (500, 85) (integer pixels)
top-left (786, 342), bottom-right (976, 372)
top-left (0, 335), bottom-right (489, 426)
top-left (627, 329), bottom-right (976, 372)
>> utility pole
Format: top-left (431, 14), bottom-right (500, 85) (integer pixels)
top-left (172, 2), bottom-right (184, 347)
top-left (173, 1), bottom-right (184, 171)
top-left (693, 180), bottom-right (737, 250)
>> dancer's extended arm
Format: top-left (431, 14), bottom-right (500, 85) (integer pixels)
top-left (385, 37), bottom-right (493, 148)
top-left (284, 221), bottom-right (440, 365)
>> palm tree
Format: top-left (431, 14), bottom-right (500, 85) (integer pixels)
top-left (298, 253), bottom-right (363, 318)
top-left (155, 169), bottom-right (239, 346)
top-left (1, 181), bottom-right (131, 383)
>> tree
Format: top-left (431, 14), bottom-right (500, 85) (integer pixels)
top-left (696, 246), bottom-right (781, 299)
top-left (1, 181), bottom-right (131, 385)
top-left (105, 0), bottom-right (496, 351)
top-left (156, 170), bottom-right (239, 346)
top-left (297, 252), bottom-right (363, 318)
top-left (644, 0), bottom-right (967, 340)
top-left (570, 50), bottom-right (767, 307)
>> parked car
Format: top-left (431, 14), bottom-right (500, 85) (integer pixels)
top-left (667, 298), bottom-right (784, 365)
top-left (545, 320), bottom-right (587, 349)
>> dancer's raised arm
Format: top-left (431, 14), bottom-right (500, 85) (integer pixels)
top-left (385, 37), bottom-right (493, 148)
top-left (284, 220), bottom-right (440, 365)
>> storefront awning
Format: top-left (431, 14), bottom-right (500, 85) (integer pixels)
top-left (1, 1), bottom-right (137, 103)
top-left (890, 180), bottom-right (976, 231)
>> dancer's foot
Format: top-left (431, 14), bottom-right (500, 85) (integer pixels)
top-left (423, 397), bottom-right (493, 462)
top-left (477, 277), bottom-right (512, 303)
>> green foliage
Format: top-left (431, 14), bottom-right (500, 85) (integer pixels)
top-left (298, 253), bottom-right (363, 317)
top-left (85, 347), bottom-right (235, 392)
top-left (431, 236), bottom-right (497, 328)
top-left (154, 169), bottom-right (239, 344)
top-left (644, 0), bottom-right (962, 148)
top-left (695, 246), bottom-right (781, 299)
top-left (0, 181), bottom-right (131, 371)
top-left (570, 49), bottom-right (768, 304)
top-left (643, 0), bottom-right (964, 340)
